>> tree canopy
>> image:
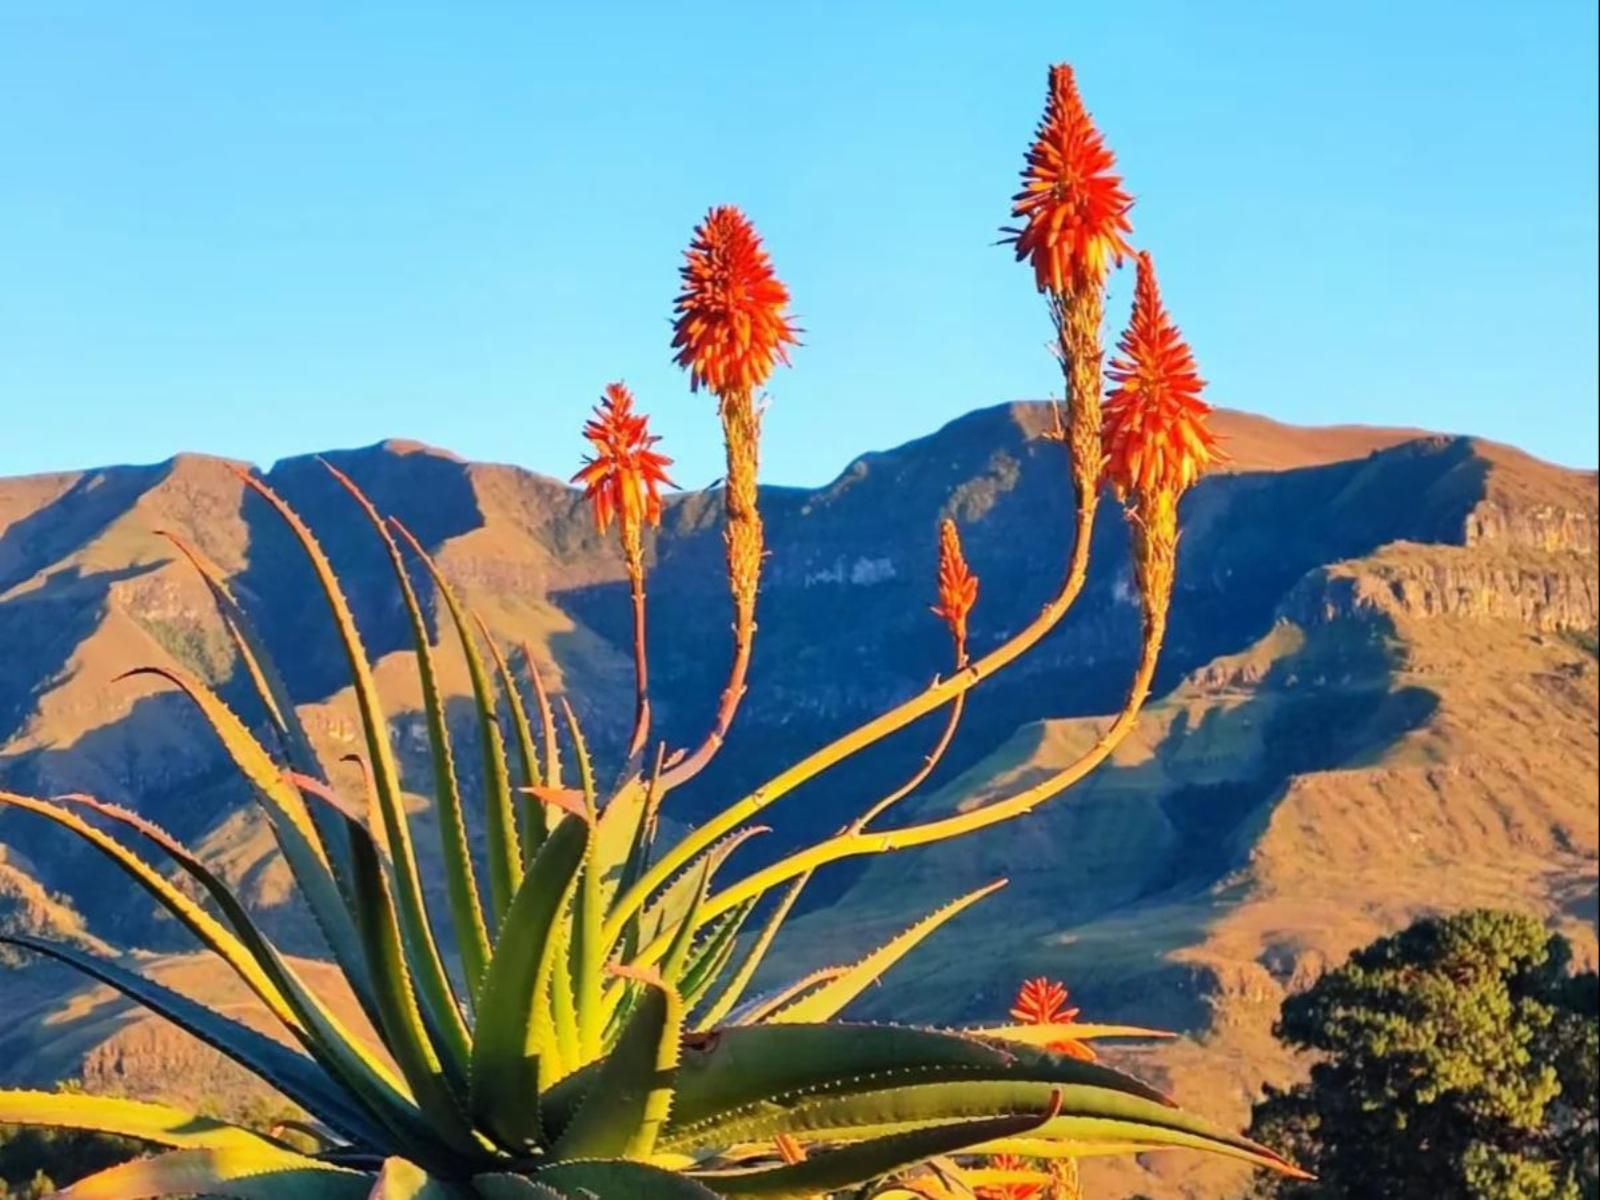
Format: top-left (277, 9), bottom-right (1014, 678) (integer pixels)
top-left (1248, 909), bottom-right (1598, 1200)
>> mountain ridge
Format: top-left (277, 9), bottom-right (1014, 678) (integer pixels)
top-left (0, 401), bottom-right (1594, 1199)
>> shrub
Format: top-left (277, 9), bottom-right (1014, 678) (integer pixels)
top-left (1247, 910), bottom-right (1598, 1200)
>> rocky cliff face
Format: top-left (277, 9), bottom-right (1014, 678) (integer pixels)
top-left (1284, 543), bottom-right (1597, 632)
top-left (0, 404), bottom-right (1594, 1200)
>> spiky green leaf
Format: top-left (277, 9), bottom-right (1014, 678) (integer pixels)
top-left (695, 871), bottom-right (811, 1032)
top-left (470, 815), bottom-right (590, 1149)
top-left (392, 519), bottom-right (522, 923)
top-left (552, 970), bottom-right (682, 1160)
top-left (323, 461), bottom-right (493, 998)
top-left (119, 665), bottom-right (379, 1029)
top-left (767, 881), bottom-right (1006, 1024)
top-left (234, 470), bottom-right (472, 1078)
top-left (56, 1146), bottom-right (369, 1200)
top-left (0, 935), bottom-right (383, 1147)
top-left (533, 1161), bottom-right (720, 1199)
top-left (692, 1104), bottom-right (1056, 1198)
top-left (0, 1091), bottom-right (285, 1155)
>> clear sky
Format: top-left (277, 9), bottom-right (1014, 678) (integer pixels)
top-left (1, 2), bottom-right (1595, 489)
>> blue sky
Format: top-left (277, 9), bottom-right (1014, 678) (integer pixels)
top-left (1, 2), bottom-right (1595, 488)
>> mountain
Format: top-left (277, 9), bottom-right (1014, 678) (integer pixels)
top-left (0, 403), bottom-right (1594, 1198)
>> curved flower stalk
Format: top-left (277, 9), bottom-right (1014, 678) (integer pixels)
top-left (853, 519), bottom-right (979, 833)
top-left (573, 382), bottom-right (676, 760)
top-left (0, 61), bottom-right (1289, 1200)
top-left (603, 62), bottom-right (1129, 953)
top-left (611, 64), bottom-right (1128, 938)
top-left (664, 205), bottom-right (798, 789)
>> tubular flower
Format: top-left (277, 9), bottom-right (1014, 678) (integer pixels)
top-left (1103, 252), bottom-right (1219, 629)
top-left (1103, 251), bottom-right (1220, 503)
top-left (1005, 64), bottom-right (1133, 298)
top-left (976, 1153), bottom-right (1045, 1200)
top-left (667, 206), bottom-right (796, 761)
top-left (1010, 977), bottom-right (1096, 1062)
top-left (572, 383), bottom-right (676, 538)
top-left (931, 519), bottom-right (979, 662)
top-left (672, 206), bottom-right (798, 400)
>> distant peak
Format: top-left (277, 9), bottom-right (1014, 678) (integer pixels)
top-left (376, 438), bottom-right (463, 461)
top-left (269, 438), bottom-right (466, 474)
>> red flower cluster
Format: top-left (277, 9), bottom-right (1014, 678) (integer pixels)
top-left (931, 518), bottom-right (979, 657)
top-left (1010, 977), bottom-right (1079, 1025)
top-left (1103, 251), bottom-right (1220, 502)
top-left (571, 383), bottom-right (675, 535)
top-left (1010, 977), bottom-right (1095, 1062)
top-left (1005, 65), bottom-right (1133, 296)
top-left (671, 206), bottom-right (798, 398)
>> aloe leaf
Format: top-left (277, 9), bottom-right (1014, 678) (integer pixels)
top-left (551, 969), bottom-right (682, 1159)
top-left (532, 1161), bottom-right (720, 1199)
top-left (604, 761), bottom-right (681, 979)
top-left (691, 1104), bottom-right (1057, 1199)
top-left (365, 1157), bottom-right (457, 1199)
top-left (540, 1020), bottom-right (990, 1142)
top-left (119, 665), bottom-right (380, 1029)
top-left (233, 469), bottom-right (471, 1078)
top-left (959, 1135), bottom-right (1161, 1158)
top-left (0, 790), bottom-right (299, 1035)
top-left (391, 519), bottom-right (523, 923)
top-left (42, 791), bottom-right (435, 1152)
top-left (559, 699), bottom-right (605, 1065)
top-left (681, 900), bottom-right (756, 1016)
top-left (666, 1077), bottom-right (1297, 1175)
top-left (472, 1178), bottom-right (567, 1200)
top-left (729, 968), bottom-right (849, 1027)
top-left (695, 870), bottom-right (811, 1031)
top-left (592, 773), bottom-right (650, 901)
top-left (548, 911), bottom-right (580, 1075)
top-left (55, 1146), bottom-right (371, 1200)
top-left (613, 743), bottom-right (669, 918)
top-left (154, 530), bottom-right (323, 772)
top-left (520, 644), bottom-right (563, 790)
top-left (0, 1091), bottom-right (288, 1154)
top-left (341, 808), bottom-right (483, 1156)
top-left (321, 462), bottom-right (493, 998)
top-left (160, 530), bottom-right (362, 927)
top-left (766, 880), bottom-right (1006, 1024)
top-left (634, 825), bottom-right (767, 954)
top-left (655, 1023), bottom-right (1171, 1137)
top-left (469, 814), bottom-right (590, 1150)
top-left (659, 855), bottom-right (714, 990)
top-left (0, 934), bottom-right (383, 1147)
top-left (476, 618), bottom-right (547, 861)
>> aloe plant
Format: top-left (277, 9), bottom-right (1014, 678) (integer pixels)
top-left (0, 62), bottom-right (1307, 1198)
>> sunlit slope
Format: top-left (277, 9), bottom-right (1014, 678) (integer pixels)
top-left (770, 567), bottom-right (1595, 1198)
top-left (0, 403), bottom-right (1591, 1193)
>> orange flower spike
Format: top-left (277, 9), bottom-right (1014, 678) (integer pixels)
top-left (571, 383), bottom-right (676, 537)
top-left (1010, 977), bottom-right (1097, 1062)
top-left (1010, 977), bottom-right (1079, 1026)
top-left (930, 519), bottom-right (979, 663)
top-left (672, 206), bottom-right (799, 399)
top-left (1103, 251), bottom-right (1220, 503)
top-left (1006, 64), bottom-right (1133, 297)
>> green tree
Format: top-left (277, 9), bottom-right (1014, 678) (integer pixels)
top-left (1246, 909), bottom-right (1598, 1200)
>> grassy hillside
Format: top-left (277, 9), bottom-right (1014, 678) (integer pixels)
top-left (0, 404), bottom-right (1593, 1197)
